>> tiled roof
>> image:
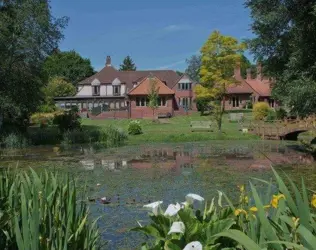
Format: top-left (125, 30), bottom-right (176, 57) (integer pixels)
top-left (228, 74), bottom-right (272, 96)
top-left (128, 75), bottom-right (175, 95)
top-left (226, 75), bottom-right (254, 94)
top-left (78, 65), bottom-right (180, 92)
top-left (245, 78), bottom-right (271, 96)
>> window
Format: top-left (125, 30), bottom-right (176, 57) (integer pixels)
top-left (113, 86), bottom-right (121, 96)
top-left (179, 97), bottom-right (192, 109)
top-left (232, 96), bottom-right (239, 107)
top-left (178, 82), bottom-right (192, 90)
top-left (136, 97), bottom-right (147, 106)
top-left (92, 86), bottom-right (100, 96)
top-left (157, 97), bottom-right (167, 106)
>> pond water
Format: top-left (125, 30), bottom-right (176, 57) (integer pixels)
top-left (1, 140), bottom-right (316, 249)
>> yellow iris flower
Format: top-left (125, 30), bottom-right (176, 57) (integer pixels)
top-left (238, 185), bottom-right (245, 193)
top-left (249, 206), bottom-right (258, 213)
top-left (311, 194), bottom-right (316, 208)
top-left (234, 209), bottom-right (247, 216)
top-left (271, 194), bottom-right (286, 208)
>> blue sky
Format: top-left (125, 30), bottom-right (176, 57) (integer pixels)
top-left (51, 0), bottom-right (253, 72)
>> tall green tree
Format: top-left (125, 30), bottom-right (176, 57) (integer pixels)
top-left (43, 50), bottom-right (94, 86)
top-left (185, 55), bottom-right (202, 82)
top-left (119, 56), bottom-right (137, 71)
top-left (197, 30), bottom-right (246, 131)
top-left (245, 0), bottom-right (316, 116)
top-left (147, 77), bottom-right (159, 120)
top-left (40, 77), bottom-right (76, 112)
top-left (0, 0), bottom-right (68, 131)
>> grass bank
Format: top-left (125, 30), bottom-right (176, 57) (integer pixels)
top-left (82, 112), bottom-right (259, 145)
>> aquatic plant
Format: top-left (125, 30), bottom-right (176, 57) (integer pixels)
top-left (2, 133), bottom-right (29, 149)
top-left (134, 167), bottom-right (316, 249)
top-left (99, 125), bottom-right (128, 147)
top-left (0, 168), bottom-right (100, 249)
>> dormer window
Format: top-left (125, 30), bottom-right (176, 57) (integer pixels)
top-left (113, 86), bottom-right (121, 96)
top-left (92, 86), bottom-right (100, 96)
top-left (178, 82), bottom-right (192, 90)
top-left (91, 78), bottom-right (101, 96)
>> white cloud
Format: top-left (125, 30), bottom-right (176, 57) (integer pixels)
top-left (155, 60), bottom-right (186, 70)
top-left (162, 24), bottom-right (193, 32)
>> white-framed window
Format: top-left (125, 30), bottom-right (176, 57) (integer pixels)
top-left (92, 86), bottom-right (100, 96)
top-left (178, 82), bottom-right (192, 90)
top-left (113, 86), bottom-right (121, 96)
top-left (178, 97), bottom-right (192, 108)
top-left (158, 97), bottom-right (167, 106)
top-left (136, 97), bottom-right (148, 106)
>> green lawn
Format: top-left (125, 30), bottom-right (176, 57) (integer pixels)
top-left (82, 112), bottom-right (259, 145)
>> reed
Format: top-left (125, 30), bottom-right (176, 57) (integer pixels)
top-left (0, 168), bottom-right (100, 250)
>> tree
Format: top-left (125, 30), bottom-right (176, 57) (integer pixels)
top-left (43, 50), bottom-right (94, 86)
top-left (245, 0), bottom-right (316, 116)
top-left (0, 0), bottom-right (68, 131)
top-left (147, 77), bottom-right (159, 120)
top-left (41, 77), bottom-right (76, 112)
top-left (185, 55), bottom-right (202, 82)
top-left (186, 54), bottom-right (254, 83)
top-left (197, 30), bottom-right (246, 131)
top-left (176, 71), bottom-right (184, 76)
top-left (119, 56), bottom-right (137, 71)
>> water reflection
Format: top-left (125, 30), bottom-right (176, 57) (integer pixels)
top-left (1, 141), bottom-right (316, 249)
top-left (78, 141), bottom-right (313, 175)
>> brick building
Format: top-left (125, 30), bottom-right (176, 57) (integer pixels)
top-left (225, 62), bottom-right (277, 110)
top-left (54, 56), bottom-right (197, 118)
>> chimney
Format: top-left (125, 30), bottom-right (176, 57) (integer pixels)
top-left (257, 62), bottom-right (262, 81)
top-left (105, 56), bottom-right (111, 67)
top-left (246, 68), bottom-right (252, 80)
top-left (234, 61), bottom-right (241, 79)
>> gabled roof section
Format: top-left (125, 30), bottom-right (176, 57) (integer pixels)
top-left (78, 65), bottom-right (118, 85)
top-left (112, 78), bottom-right (122, 85)
top-left (245, 79), bottom-right (272, 96)
top-left (128, 75), bottom-right (175, 95)
top-left (91, 78), bottom-right (100, 86)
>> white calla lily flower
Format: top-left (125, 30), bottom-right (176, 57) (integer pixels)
top-left (185, 193), bottom-right (205, 204)
top-left (183, 241), bottom-right (203, 250)
top-left (164, 203), bottom-right (181, 216)
top-left (143, 201), bottom-right (163, 215)
top-left (168, 221), bottom-right (185, 235)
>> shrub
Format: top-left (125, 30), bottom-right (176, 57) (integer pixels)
top-left (61, 129), bottom-right (90, 147)
top-left (100, 126), bottom-right (128, 147)
top-left (30, 111), bottom-right (64, 126)
top-left (276, 107), bottom-right (287, 120)
top-left (53, 108), bottom-right (81, 132)
top-left (91, 106), bottom-right (102, 116)
top-left (0, 169), bottom-right (100, 249)
top-left (28, 128), bottom-right (60, 145)
top-left (135, 167), bottom-right (316, 249)
top-left (195, 97), bottom-right (212, 115)
top-left (2, 133), bottom-right (28, 149)
top-left (265, 109), bottom-right (277, 122)
top-left (246, 100), bottom-right (253, 109)
top-left (128, 120), bottom-right (142, 135)
top-left (253, 102), bottom-right (270, 120)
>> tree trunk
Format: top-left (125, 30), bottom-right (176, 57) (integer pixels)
top-left (219, 95), bottom-right (225, 132)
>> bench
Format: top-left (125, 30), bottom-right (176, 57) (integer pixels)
top-left (229, 113), bottom-right (244, 123)
top-left (157, 112), bottom-right (172, 119)
top-left (190, 121), bottom-right (213, 132)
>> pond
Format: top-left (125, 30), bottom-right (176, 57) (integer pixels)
top-left (1, 140), bottom-right (316, 249)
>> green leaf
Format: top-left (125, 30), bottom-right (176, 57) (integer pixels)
top-left (214, 229), bottom-right (261, 250)
top-left (297, 224), bottom-right (316, 249)
top-left (250, 182), bottom-right (282, 250)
